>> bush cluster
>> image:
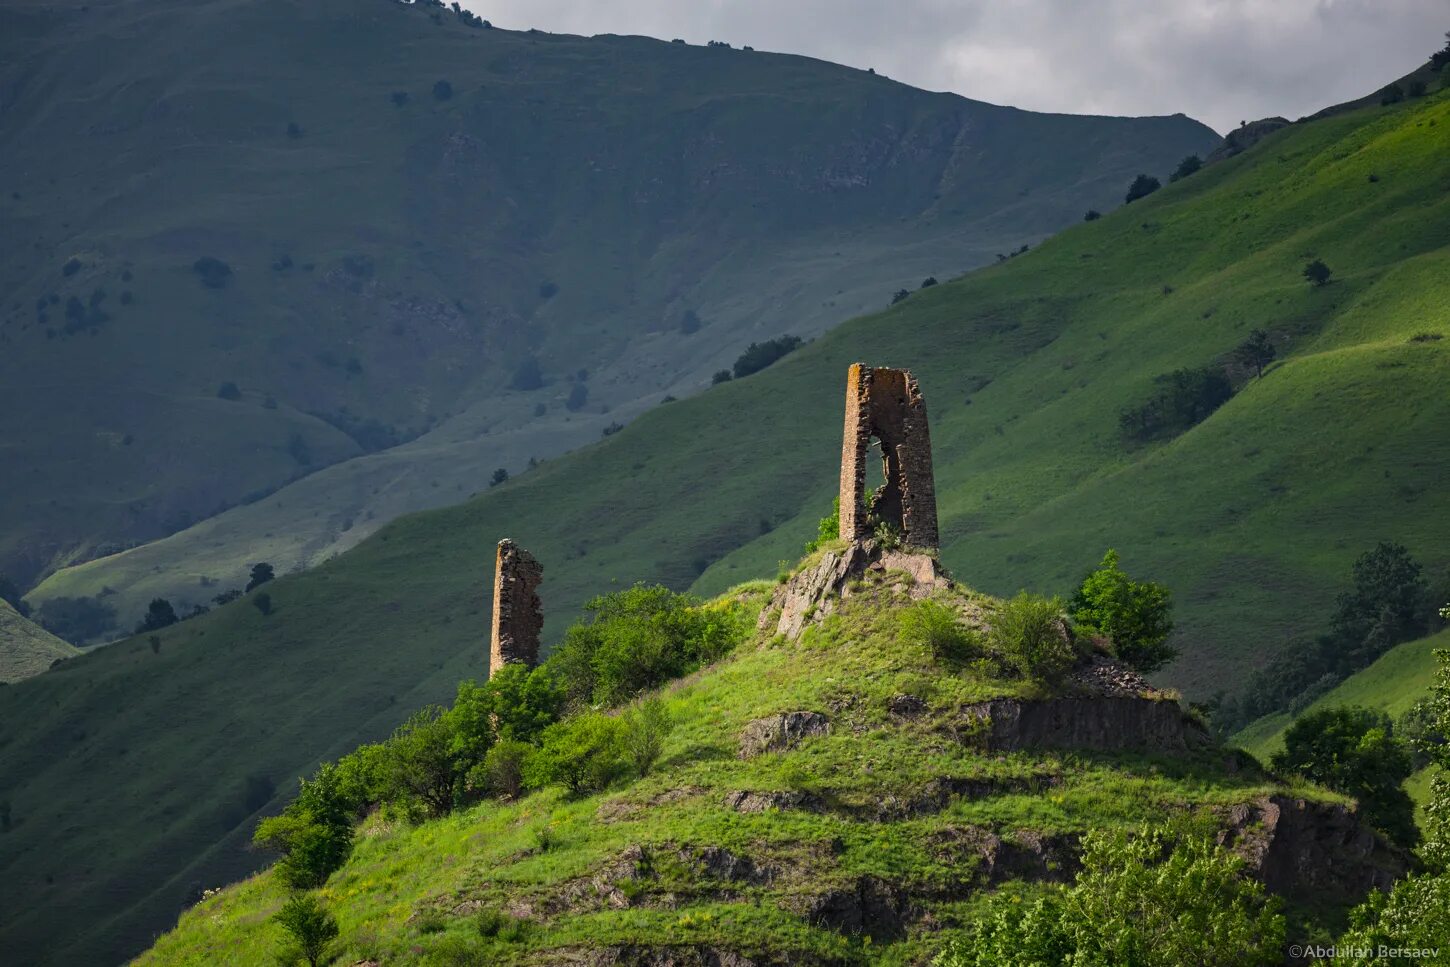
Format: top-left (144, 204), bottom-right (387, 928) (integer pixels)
top-left (1119, 365), bottom-right (1233, 441)
top-left (254, 586), bottom-right (743, 886)
top-left (731, 335), bottom-right (802, 379)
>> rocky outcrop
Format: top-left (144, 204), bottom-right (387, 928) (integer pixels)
top-left (929, 826), bottom-right (1081, 889)
top-left (759, 540), bottom-right (950, 639)
top-left (722, 790), bottom-right (826, 814)
top-left (958, 697), bottom-right (1211, 754)
top-left (582, 947), bottom-right (765, 967)
top-left (1068, 654), bottom-right (1151, 697)
top-left (1206, 116), bottom-right (1290, 164)
top-left (788, 875), bottom-right (911, 941)
top-left (867, 773), bottom-right (1062, 820)
top-left (1218, 795), bottom-right (1410, 906)
top-left (677, 845), bottom-right (773, 885)
top-left (738, 711), bottom-right (831, 758)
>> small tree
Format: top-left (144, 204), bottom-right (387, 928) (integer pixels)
top-left (254, 764), bottom-right (355, 889)
top-left (1233, 329), bottom-right (1276, 377)
top-left (623, 697), bottom-right (673, 778)
top-left (1169, 154), bottom-right (1203, 183)
top-left (246, 562), bottom-right (275, 591)
top-left (526, 712), bottom-right (629, 795)
top-left (136, 598), bottom-right (179, 633)
top-left (891, 288), bottom-right (911, 305)
top-left (1083, 209), bottom-right (1102, 222)
top-left (1272, 706), bottom-right (1417, 848)
top-left (803, 497), bottom-right (841, 555)
top-left (1302, 258), bottom-right (1332, 287)
top-left (383, 706), bottom-right (459, 819)
top-left (711, 370), bottom-right (732, 385)
top-left (489, 468), bottom-right (509, 487)
top-left (1070, 549), bottom-right (1176, 672)
top-left (272, 893), bottom-right (339, 967)
top-left (920, 276), bottom-right (938, 289)
top-left (1124, 173), bottom-right (1161, 203)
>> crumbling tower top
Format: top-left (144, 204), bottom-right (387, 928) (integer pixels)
top-left (489, 539), bottom-right (544, 676)
top-left (838, 363), bottom-right (939, 549)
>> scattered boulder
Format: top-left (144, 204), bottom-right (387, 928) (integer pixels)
top-left (1068, 654), bottom-right (1151, 697)
top-left (1218, 795), bottom-right (1409, 905)
top-left (869, 773), bottom-right (1062, 820)
top-left (559, 845), bottom-right (653, 912)
top-left (958, 697), bottom-right (1211, 754)
top-left (928, 827), bottom-right (1081, 890)
top-left (886, 693), bottom-right (928, 718)
top-left (738, 711), bottom-right (830, 758)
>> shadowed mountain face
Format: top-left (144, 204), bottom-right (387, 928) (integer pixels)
top-left (0, 0), bottom-right (1216, 623)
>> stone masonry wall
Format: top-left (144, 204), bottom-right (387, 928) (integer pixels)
top-left (489, 538), bottom-right (544, 675)
top-left (838, 363), bottom-right (939, 548)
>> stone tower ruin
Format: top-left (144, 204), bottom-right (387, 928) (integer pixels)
top-left (838, 363), bottom-right (939, 548)
top-left (489, 539), bottom-right (544, 676)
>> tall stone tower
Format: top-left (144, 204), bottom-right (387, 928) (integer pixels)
top-left (838, 363), bottom-right (939, 549)
top-left (489, 539), bottom-right (544, 676)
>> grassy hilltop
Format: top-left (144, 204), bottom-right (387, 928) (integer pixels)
top-left (0, 0), bottom-right (1214, 605)
top-left (137, 567), bottom-right (1357, 966)
top-left (2, 71), bottom-right (1449, 967)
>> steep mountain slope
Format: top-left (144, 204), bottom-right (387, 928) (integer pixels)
top-left (138, 572), bottom-right (1387, 966)
top-left (0, 0), bottom-right (1216, 611)
top-left (2, 83), bottom-right (1447, 966)
top-left (0, 599), bottom-right (77, 683)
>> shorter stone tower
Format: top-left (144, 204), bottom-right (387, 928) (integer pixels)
top-left (838, 363), bottom-right (939, 549)
top-left (489, 539), bottom-right (544, 676)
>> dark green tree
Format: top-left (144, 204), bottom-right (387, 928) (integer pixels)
top-left (1083, 209), bottom-right (1102, 221)
top-left (1303, 258), bottom-right (1333, 287)
top-left (1169, 154), bottom-right (1203, 182)
top-left (1071, 549), bottom-right (1176, 672)
top-left (246, 563), bottom-right (275, 591)
top-left (1124, 173), bottom-right (1161, 203)
top-left (1233, 329), bottom-right (1276, 377)
top-left (1272, 706), bottom-right (1418, 848)
top-left (489, 467), bottom-right (509, 487)
top-left (135, 598), bottom-right (179, 633)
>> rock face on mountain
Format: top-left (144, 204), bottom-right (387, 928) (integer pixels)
top-left (959, 696), bottom-right (1213, 754)
top-left (760, 540), bottom-right (952, 639)
top-left (1206, 116), bottom-right (1291, 163)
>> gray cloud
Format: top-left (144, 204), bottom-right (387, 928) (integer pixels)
top-left (463, 0), bottom-right (1447, 133)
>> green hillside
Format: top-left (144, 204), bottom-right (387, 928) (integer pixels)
top-left (1235, 627), bottom-right (1449, 762)
top-left (137, 572), bottom-right (1365, 966)
top-left (0, 0), bottom-right (1215, 612)
top-left (0, 599), bottom-right (77, 683)
top-left (2, 79), bottom-right (1448, 966)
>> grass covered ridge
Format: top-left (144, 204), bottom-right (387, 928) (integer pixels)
top-left (139, 570), bottom-right (1334, 966)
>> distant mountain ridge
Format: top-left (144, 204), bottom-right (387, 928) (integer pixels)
top-left (0, 0), bottom-right (1216, 624)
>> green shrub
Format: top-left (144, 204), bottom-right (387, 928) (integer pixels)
top-left (549, 585), bottom-right (743, 708)
top-left (732, 335), bottom-right (802, 379)
top-left (899, 600), bottom-right (980, 665)
top-left (622, 698), bottom-right (673, 778)
top-left (935, 825), bottom-right (1283, 966)
top-left (1070, 549), bottom-right (1176, 672)
top-left (475, 740), bottom-right (532, 799)
top-left (525, 712), bottom-right (628, 795)
top-left (988, 592), bottom-right (1077, 683)
top-left (803, 498), bottom-right (839, 554)
top-left (272, 893), bottom-right (339, 967)
top-left (483, 663), bottom-right (565, 743)
top-left (1124, 173), bottom-right (1161, 203)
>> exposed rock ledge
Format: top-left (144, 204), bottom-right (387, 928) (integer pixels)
top-left (1218, 795), bottom-right (1410, 904)
top-left (759, 540), bottom-right (950, 639)
top-left (959, 696), bottom-right (1212, 755)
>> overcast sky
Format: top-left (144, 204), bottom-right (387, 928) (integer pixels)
top-left (465, 0), bottom-right (1447, 134)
